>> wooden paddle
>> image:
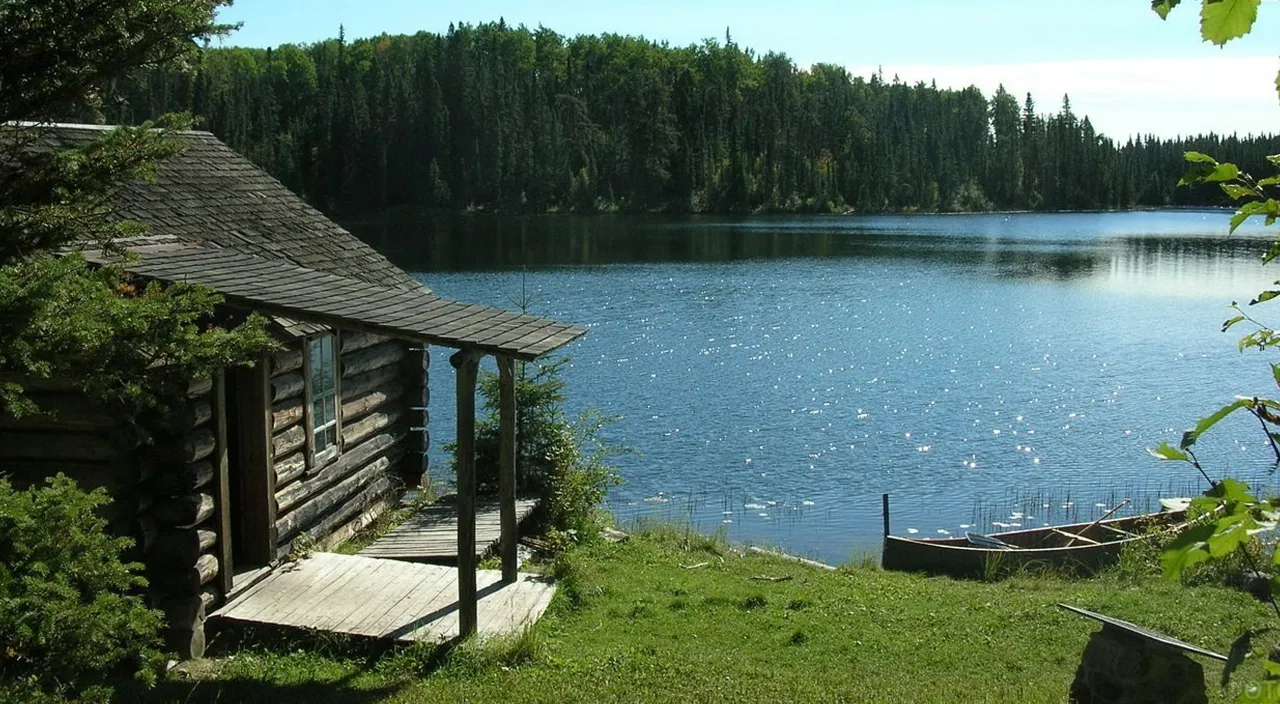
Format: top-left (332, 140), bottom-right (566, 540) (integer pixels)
top-left (1060, 499), bottom-right (1131, 547)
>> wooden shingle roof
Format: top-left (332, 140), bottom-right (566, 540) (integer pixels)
top-left (37, 124), bottom-right (420, 292)
top-left (80, 240), bottom-right (587, 360)
top-left (35, 124), bottom-right (586, 358)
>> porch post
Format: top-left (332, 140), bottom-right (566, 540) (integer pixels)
top-left (451, 349), bottom-right (481, 637)
top-left (498, 355), bottom-right (518, 583)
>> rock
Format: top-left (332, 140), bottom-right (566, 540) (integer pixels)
top-left (1069, 626), bottom-right (1207, 704)
top-left (602, 527), bottom-right (630, 543)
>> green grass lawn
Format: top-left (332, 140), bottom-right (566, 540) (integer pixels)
top-left (155, 527), bottom-right (1275, 703)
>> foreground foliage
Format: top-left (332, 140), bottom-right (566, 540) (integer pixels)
top-left (1146, 2), bottom-right (1280, 701)
top-left (1, 0), bottom-right (275, 419)
top-left (0, 476), bottom-right (164, 702)
top-left (156, 531), bottom-right (1268, 703)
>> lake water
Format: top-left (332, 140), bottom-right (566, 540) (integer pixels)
top-left (350, 211), bottom-right (1280, 564)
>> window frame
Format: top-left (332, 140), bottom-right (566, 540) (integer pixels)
top-left (303, 332), bottom-right (342, 472)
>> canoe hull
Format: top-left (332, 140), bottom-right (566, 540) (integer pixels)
top-left (881, 511), bottom-right (1182, 579)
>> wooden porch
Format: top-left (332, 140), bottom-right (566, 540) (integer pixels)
top-left (359, 496), bottom-right (540, 562)
top-left (211, 552), bottom-right (555, 642)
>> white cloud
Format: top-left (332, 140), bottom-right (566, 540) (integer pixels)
top-left (848, 56), bottom-right (1280, 140)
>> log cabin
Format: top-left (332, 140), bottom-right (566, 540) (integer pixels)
top-left (0, 124), bottom-right (585, 657)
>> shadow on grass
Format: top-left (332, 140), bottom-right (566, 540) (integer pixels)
top-left (143, 676), bottom-right (402, 704)
top-left (127, 619), bottom-right (469, 703)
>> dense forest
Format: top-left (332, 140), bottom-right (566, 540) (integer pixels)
top-left (95, 22), bottom-right (1280, 216)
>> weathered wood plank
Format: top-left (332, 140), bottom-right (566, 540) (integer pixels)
top-left (498, 356), bottom-right (518, 583)
top-left (340, 365), bottom-right (404, 402)
top-left (271, 347), bottom-right (304, 376)
top-left (272, 423), bottom-right (305, 458)
top-left (211, 553), bottom-right (555, 643)
top-left (234, 357), bottom-right (277, 565)
top-left (212, 371), bottom-right (234, 597)
top-left (340, 382), bottom-right (403, 424)
top-left (178, 428), bottom-right (215, 464)
top-left (273, 451), bottom-right (306, 487)
top-left (275, 430), bottom-right (403, 514)
top-left (341, 406), bottom-right (404, 447)
top-left (274, 463), bottom-right (393, 541)
top-left (340, 331), bottom-right (388, 354)
top-left (358, 498), bottom-right (539, 561)
top-left (270, 371), bottom-right (304, 403)
top-left (453, 350), bottom-right (480, 637)
top-left (271, 397), bottom-right (304, 432)
top-left (341, 341), bottom-right (406, 379)
top-left (149, 529), bottom-right (218, 568)
top-left (153, 493), bottom-right (215, 529)
top-left (153, 460), bottom-right (214, 496)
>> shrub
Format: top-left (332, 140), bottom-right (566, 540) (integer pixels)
top-left (447, 357), bottom-right (624, 546)
top-left (0, 475), bottom-right (164, 702)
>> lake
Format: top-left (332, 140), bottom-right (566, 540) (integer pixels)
top-left (349, 210), bottom-right (1280, 564)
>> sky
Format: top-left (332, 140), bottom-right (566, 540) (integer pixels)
top-left (216, 1), bottom-right (1280, 140)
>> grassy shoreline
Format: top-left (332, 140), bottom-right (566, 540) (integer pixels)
top-left (152, 526), bottom-right (1272, 703)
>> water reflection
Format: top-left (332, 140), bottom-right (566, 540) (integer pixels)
top-left (352, 211), bottom-right (1280, 563)
top-left (346, 212), bottom-right (1271, 291)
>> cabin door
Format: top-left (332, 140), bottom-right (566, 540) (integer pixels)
top-left (222, 361), bottom-right (277, 592)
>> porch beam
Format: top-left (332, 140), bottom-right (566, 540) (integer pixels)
top-left (450, 348), bottom-right (482, 637)
top-left (498, 355), bottom-right (518, 583)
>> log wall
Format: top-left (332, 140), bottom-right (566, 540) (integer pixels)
top-left (0, 376), bottom-right (221, 659)
top-left (270, 331), bottom-right (418, 558)
top-left (144, 376), bottom-right (224, 659)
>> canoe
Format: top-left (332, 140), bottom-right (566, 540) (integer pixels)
top-left (880, 509), bottom-right (1186, 579)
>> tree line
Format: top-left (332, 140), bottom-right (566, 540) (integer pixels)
top-left (94, 21), bottom-right (1280, 216)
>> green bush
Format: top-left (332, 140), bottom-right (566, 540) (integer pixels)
top-left (447, 357), bottom-right (623, 545)
top-left (0, 475), bottom-right (164, 702)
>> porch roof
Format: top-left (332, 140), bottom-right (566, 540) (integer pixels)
top-left (79, 238), bottom-right (586, 361)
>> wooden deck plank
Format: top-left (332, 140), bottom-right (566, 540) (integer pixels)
top-left (360, 566), bottom-right (453, 638)
top-left (217, 554), bottom-right (352, 622)
top-left (306, 558), bottom-right (403, 633)
top-left (338, 561), bottom-right (436, 636)
top-left (211, 553), bottom-right (554, 643)
top-left (264, 553), bottom-right (372, 627)
top-left (359, 497), bottom-right (538, 561)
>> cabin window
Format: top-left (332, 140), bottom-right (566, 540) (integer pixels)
top-left (308, 334), bottom-right (339, 465)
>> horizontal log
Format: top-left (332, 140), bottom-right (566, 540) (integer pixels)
top-left (187, 376), bottom-right (213, 399)
top-left (275, 430), bottom-right (404, 514)
top-left (272, 347), bottom-right (304, 375)
top-left (152, 460), bottom-right (214, 496)
top-left (278, 474), bottom-right (396, 559)
top-left (0, 430), bottom-right (128, 463)
top-left (340, 331), bottom-right (388, 354)
top-left (272, 423), bottom-right (305, 458)
top-left (131, 515), bottom-right (158, 556)
top-left (172, 399), bottom-right (213, 432)
top-left (271, 371), bottom-right (304, 403)
top-left (149, 529), bottom-right (218, 568)
top-left (182, 428), bottom-right (216, 464)
top-left (0, 393), bottom-right (118, 432)
top-left (153, 553), bottom-right (219, 594)
top-left (340, 341), bottom-right (405, 379)
top-left (342, 406), bottom-right (404, 448)
top-left (1, 461), bottom-right (142, 493)
top-left (341, 365), bottom-right (404, 402)
top-left (316, 494), bottom-right (397, 551)
top-left (274, 451), bottom-right (306, 487)
top-left (275, 456), bottom-right (394, 541)
top-left (153, 493), bottom-right (214, 529)
top-left (158, 594), bottom-right (207, 659)
top-left (272, 397), bottom-right (304, 432)
top-left (340, 382), bottom-right (404, 424)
